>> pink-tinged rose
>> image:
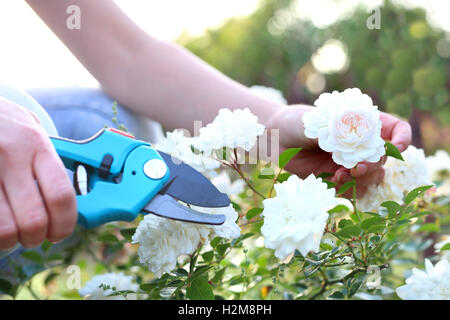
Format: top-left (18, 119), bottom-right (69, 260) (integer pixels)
top-left (303, 88), bottom-right (385, 168)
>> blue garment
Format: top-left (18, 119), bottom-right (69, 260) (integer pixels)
top-left (0, 86), bottom-right (163, 278)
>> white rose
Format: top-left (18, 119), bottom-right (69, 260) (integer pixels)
top-left (79, 272), bottom-right (138, 300)
top-left (358, 145), bottom-right (433, 212)
top-left (193, 108), bottom-right (265, 153)
top-left (396, 259), bottom-right (450, 300)
top-left (261, 174), bottom-right (339, 259)
top-left (303, 88), bottom-right (385, 169)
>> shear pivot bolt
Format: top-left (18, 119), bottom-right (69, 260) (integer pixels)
top-left (143, 159), bottom-right (167, 179)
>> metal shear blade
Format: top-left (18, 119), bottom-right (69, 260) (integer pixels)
top-left (157, 151), bottom-right (230, 208)
top-left (142, 193), bottom-right (226, 225)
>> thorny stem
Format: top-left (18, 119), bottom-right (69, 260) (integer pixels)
top-left (308, 263), bottom-right (389, 300)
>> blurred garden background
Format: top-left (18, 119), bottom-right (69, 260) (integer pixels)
top-left (1, 0), bottom-right (448, 152)
top-left (178, 0), bottom-right (450, 153)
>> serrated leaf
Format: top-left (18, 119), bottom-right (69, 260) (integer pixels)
top-left (338, 219), bottom-right (353, 229)
top-left (21, 250), bottom-right (43, 264)
top-left (216, 244), bottom-right (230, 256)
top-left (246, 207), bottom-right (263, 220)
top-left (381, 201), bottom-right (402, 218)
top-left (211, 268), bottom-right (226, 284)
top-left (186, 277), bottom-right (214, 300)
top-left (367, 225), bottom-right (386, 234)
top-left (278, 148), bottom-right (302, 169)
top-left (201, 251), bottom-right (214, 262)
top-left (404, 185), bottom-right (434, 205)
top-left (385, 142), bottom-right (404, 161)
top-left (361, 217), bottom-right (384, 231)
top-left (210, 237), bottom-right (222, 248)
top-left (337, 181), bottom-right (355, 195)
top-left (336, 225), bottom-right (361, 238)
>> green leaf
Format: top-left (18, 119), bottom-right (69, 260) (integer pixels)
top-left (317, 172), bottom-right (334, 179)
top-left (384, 142), bottom-right (404, 161)
top-left (21, 250), bottom-right (43, 264)
top-left (336, 225), bottom-right (361, 238)
top-left (186, 277), bottom-right (214, 300)
top-left (404, 185), bottom-right (434, 205)
top-left (323, 180), bottom-right (337, 189)
top-left (367, 225), bottom-right (386, 234)
top-left (0, 279), bottom-right (12, 295)
top-left (338, 219), bottom-right (353, 229)
top-left (246, 207), bottom-right (263, 220)
top-left (440, 243), bottom-right (450, 251)
top-left (41, 240), bottom-right (53, 254)
top-left (361, 217), bottom-right (384, 231)
top-left (216, 243), bottom-right (230, 256)
top-left (381, 201), bottom-right (403, 218)
top-left (210, 237), bottom-right (222, 248)
top-left (328, 204), bottom-right (350, 215)
top-left (211, 268), bottom-right (226, 284)
top-left (276, 172), bottom-right (291, 183)
top-left (278, 148), bottom-right (302, 169)
top-left (202, 251), bottom-right (214, 262)
top-left (97, 233), bottom-right (120, 243)
top-left (119, 228), bottom-right (136, 241)
top-left (337, 181), bottom-right (355, 195)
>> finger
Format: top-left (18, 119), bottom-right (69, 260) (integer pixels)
top-left (0, 184), bottom-right (18, 250)
top-left (390, 120), bottom-right (412, 152)
top-left (355, 168), bottom-right (385, 188)
top-left (34, 147), bottom-right (77, 243)
top-left (380, 113), bottom-right (412, 152)
top-left (351, 157), bottom-right (386, 178)
top-left (3, 167), bottom-right (48, 248)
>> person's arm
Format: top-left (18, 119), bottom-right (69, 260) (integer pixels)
top-left (25, 0), bottom-right (412, 197)
top-left (25, 0), bottom-right (291, 132)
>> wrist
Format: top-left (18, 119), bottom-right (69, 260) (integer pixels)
top-left (267, 104), bottom-right (317, 150)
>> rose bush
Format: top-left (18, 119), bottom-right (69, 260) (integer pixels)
top-left (1, 96), bottom-right (449, 300)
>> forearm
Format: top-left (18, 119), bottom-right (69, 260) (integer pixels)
top-left (25, 0), bottom-right (284, 132)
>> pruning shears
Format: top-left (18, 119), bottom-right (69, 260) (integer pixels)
top-left (50, 128), bottom-right (229, 229)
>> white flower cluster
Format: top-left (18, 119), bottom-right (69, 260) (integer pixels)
top-left (250, 85), bottom-right (287, 105)
top-left (358, 145), bottom-right (433, 212)
top-left (193, 108), bottom-right (265, 153)
top-left (210, 171), bottom-right (245, 199)
top-left (303, 88), bottom-right (385, 169)
top-left (79, 272), bottom-right (138, 300)
top-left (396, 259), bottom-right (450, 300)
top-left (155, 129), bottom-right (219, 174)
top-left (261, 174), bottom-right (339, 259)
top-left (132, 204), bottom-right (240, 278)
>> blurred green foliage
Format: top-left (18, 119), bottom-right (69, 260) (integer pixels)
top-left (179, 0), bottom-right (449, 150)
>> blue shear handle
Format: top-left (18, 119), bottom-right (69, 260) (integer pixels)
top-left (76, 145), bottom-right (169, 228)
top-left (50, 129), bottom-right (148, 175)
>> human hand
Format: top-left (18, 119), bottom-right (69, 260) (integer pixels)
top-left (0, 97), bottom-right (77, 250)
top-left (269, 105), bottom-right (412, 198)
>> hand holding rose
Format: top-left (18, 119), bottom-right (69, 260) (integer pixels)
top-left (269, 88), bottom-right (412, 198)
